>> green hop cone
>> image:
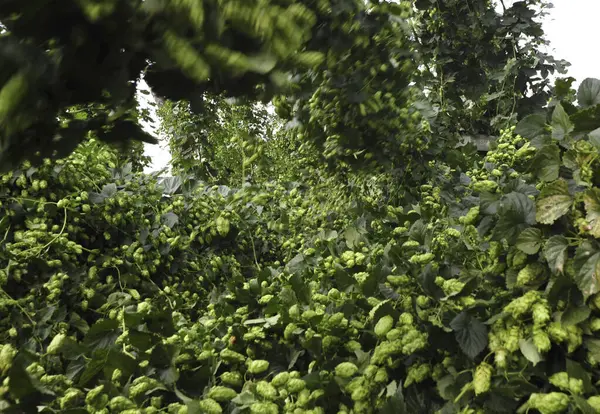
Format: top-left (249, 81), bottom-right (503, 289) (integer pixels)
top-left (473, 362), bottom-right (492, 395)
top-left (220, 348), bottom-right (246, 364)
top-left (256, 381), bottom-right (278, 400)
top-left (287, 378), bottom-right (306, 393)
top-left (197, 398), bottom-right (223, 414)
top-left (215, 216), bottom-right (230, 236)
top-left (335, 362), bottom-right (359, 378)
top-left (533, 328), bottom-right (552, 353)
top-left (525, 392), bottom-right (570, 414)
top-left (206, 386), bottom-right (237, 402)
top-left (374, 315), bottom-right (394, 338)
top-left (221, 372), bottom-right (243, 387)
top-left (0, 344), bottom-right (17, 375)
top-left (47, 333), bottom-right (67, 355)
top-left (271, 372), bottom-right (290, 387)
top-left (250, 402), bottom-right (278, 414)
top-left (247, 359), bottom-right (270, 374)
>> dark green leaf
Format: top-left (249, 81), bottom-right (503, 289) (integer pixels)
top-left (515, 113), bottom-right (547, 139)
top-left (589, 127), bottom-right (600, 150)
top-left (561, 305), bottom-right (591, 326)
top-left (530, 144), bottom-right (561, 182)
top-left (8, 354), bottom-right (54, 399)
top-left (379, 381), bottom-right (407, 414)
top-left (287, 254), bottom-right (306, 274)
top-left (79, 351), bottom-right (107, 386)
top-left (566, 359), bottom-right (595, 395)
top-left (150, 343), bottom-right (177, 369)
top-left (105, 349), bottom-right (138, 381)
top-left (578, 78), bottom-right (600, 108)
top-left (551, 103), bottom-right (574, 140)
top-left (515, 228), bottom-right (542, 255)
top-left (159, 176), bottom-right (182, 195)
top-left (492, 192), bottom-right (536, 243)
top-left (574, 241), bottom-right (600, 299)
top-left (69, 312), bottom-right (90, 335)
top-left (83, 319), bottom-right (119, 350)
top-left (162, 211), bottom-right (179, 228)
top-left (572, 104), bottom-right (600, 133)
top-left (583, 188), bottom-right (600, 237)
top-left (543, 235), bottom-right (569, 274)
top-left (584, 338), bottom-right (600, 361)
top-left (289, 273), bottom-right (311, 304)
top-left (450, 312), bottom-right (488, 359)
top-left (572, 396), bottom-right (596, 414)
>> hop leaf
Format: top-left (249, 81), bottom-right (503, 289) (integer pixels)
top-left (536, 179), bottom-right (573, 225)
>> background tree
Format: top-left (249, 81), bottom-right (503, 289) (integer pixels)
top-left (412, 0), bottom-right (569, 136)
top-left (0, 0), bottom-right (334, 171)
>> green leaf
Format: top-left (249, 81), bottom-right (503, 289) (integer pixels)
top-left (102, 183), bottom-right (117, 198)
top-left (573, 241), bottom-right (600, 299)
top-left (589, 127), bottom-right (600, 150)
top-left (379, 381), bottom-right (407, 414)
top-left (518, 338), bottom-right (542, 366)
top-left (159, 176), bottom-right (182, 194)
top-left (289, 273), bottom-right (311, 304)
top-left (578, 78), bottom-right (600, 108)
top-left (83, 319), bottom-right (119, 350)
top-left (515, 113), bottom-right (547, 139)
top-left (231, 390), bottom-right (256, 406)
top-left (436, 375), bottom-right (457, 401)
top-left (584, 338), bottom-right (600, 361)
top-left (566, 359), bottom-right (595, 394)
top-left (162, 211), bottom-right (179, 228)
top-left (530, 144), bottom-right (561, 182)
top-left (571, 103), bottom-right (600, 133)
top-left (515, 228), bottom-right (542, 255)
top-left (543, 235), bottom-right (569, 273)
top-left (450, 312), bottom-right (488, 360)
top-left (246, 52), bottom-right (278, 74)
top-left (551, 103), bottom-right (574, 141)
top-left (571, 395), bottom-right (596, 414)
top-left (8, 354), bottom-right (54, 399)
top-left (344, 226), bottom-right (364, 249)
top-left (560, 305), bottom-right (591, 326)
top-left (287, 254), bottom-right (306, 274)
top-left (583, 188), bottom-right (600, 237)
top-left (89, 183), bottom-right (117, 203)
top-left (555, 77), bottom-right (577, 101)
top-left (535, 179), bottom-right (572, 225)
top-left (492, 192), bottom-right (536, 243)
top-left (79, 351), bottom-right (107, 386)
top-left (158, 366), bottom-right (179, 385)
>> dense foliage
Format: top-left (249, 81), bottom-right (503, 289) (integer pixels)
top-left (3, 0), bottom-right (600, 414)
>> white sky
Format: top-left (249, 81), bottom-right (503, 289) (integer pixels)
top-left (139, 0), bottom-right (600, 173)
top-left (542, 0), bottom-right (600, 88)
